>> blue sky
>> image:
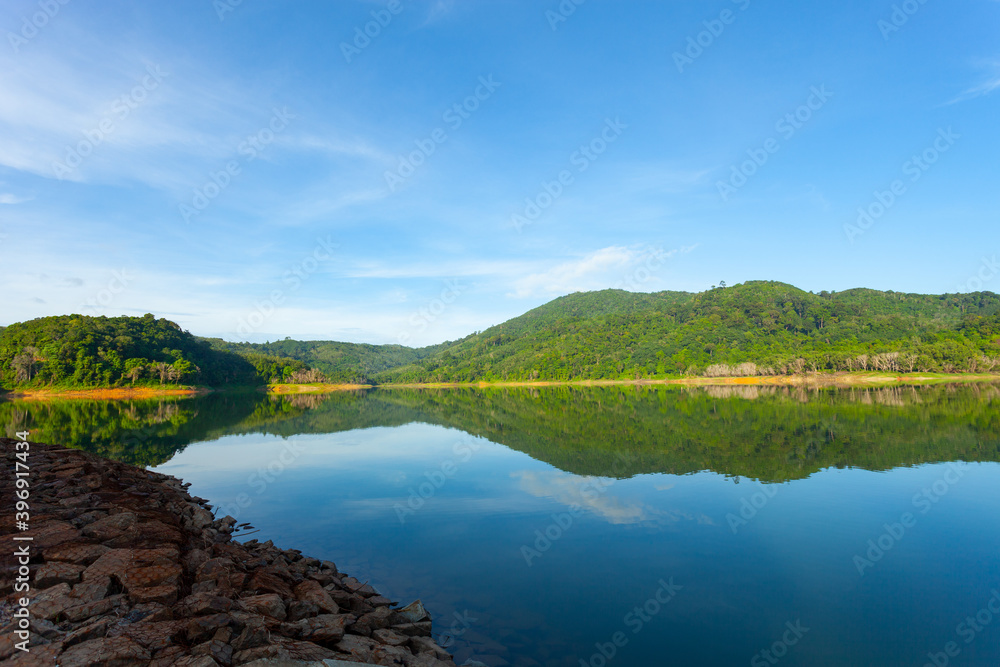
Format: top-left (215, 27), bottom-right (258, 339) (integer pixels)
top-left (1, 0), bottom-right (998, 345)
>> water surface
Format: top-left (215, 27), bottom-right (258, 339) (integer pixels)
top-left (5, 385), bottom-right (1000, 666)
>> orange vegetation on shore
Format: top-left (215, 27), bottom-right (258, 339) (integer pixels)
top-left (3, 387), bottom-right (206, 401)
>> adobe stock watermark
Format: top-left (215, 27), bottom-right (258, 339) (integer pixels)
top-left (673, 0), bottom-right (753, 74)
top-left (215, 440), bottom-right (308, 521)
top-left (923, 589), bottom-right (1000, 667)
top-left (341, 0), bottom-right (404, 63)
top-left (956, 255), bottom-right (998, 293)
top-left (878, 0), bottom-right (932, 41)
top-left (546, 0), bottom-right (586, 31)
top-left (396, 278), bottom-right (467, 345)
top-left (853, 462), bottom-right (966, 576)
top-left (726, 483), bottom-right (779, 534)
top-left (52, 64), bottom-right (168, 180)
top-left (214, 0), bottom-right (245, 22)
top-left (7, 0), bottom-right (71, 53)
top-left (717, 85), bottom-right (833, 202)
top-left (179, 106), bottom-right (295, 223)
top-left (81, 269), bottom-right (133, 315)
top-left (511, 117), bottom-right (627, 233)
top-left (578, 578), bottom-right (683, 667)
top-left (234, 235), bottom-right (337, 338)
top-left (394, 440), bottom-right (481, 524)
top-left (844, 127), bottom-right (959, 244)
top-left (750, 620), bottom-right (810, 667)
top-left (520, 476), bottom-right (615, 567)
top-left (384, 75), bottom-right (501, 192)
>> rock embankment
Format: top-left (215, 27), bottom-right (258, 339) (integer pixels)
top-left (0, 439), bottom-right (458, 666)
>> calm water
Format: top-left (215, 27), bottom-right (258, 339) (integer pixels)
top-left (5, 385), bottom-right (1000, 666)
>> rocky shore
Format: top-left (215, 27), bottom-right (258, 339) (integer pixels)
top-left (0, 438), bottom-right (458, 666)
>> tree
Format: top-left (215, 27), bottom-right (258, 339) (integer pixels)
top-left (11, 346), bottom-right (40, 382)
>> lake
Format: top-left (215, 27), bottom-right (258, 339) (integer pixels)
top-left (4, 384), bottom-right (1000, 666)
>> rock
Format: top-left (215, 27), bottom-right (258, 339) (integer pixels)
top-left (129, 582), bottom-right (180, 606)
top-left (293, 579), bottom-right (339, 615)
top-left (186, 613), bottom-right (233, 644)
top-left (393, 621), bottom-right (434, 637)
top-left (352, 605), bottom-right (395, 636)
top-left (287, 613), bottom-right (349, 643)
top-left (396, 599), bottom-right (430, 623)
top-left (115, 620), bottom-right (186, 652)
top-left (58, 636), bottom-right (150, 666)
top-left (192, 638), bottom-right (233, 666)
top-left (335, 634), bottom-right (377, 662)
top-left (44, 543), bottom-right (110, 565)
top-left (29, 583), bottom-right (75, 621)
top-left (83, 548), bottom-right (132, 582)
top-left (247, 568), bottom-right (293, 599)
top-left (81, 511), bottom-right (137, 541)
top-left (176, 592), bottom-right (234, 617)
top-left (172, 656), bottom-right (220, 667)
top-left (411, 635), bottom-right (455, 661)
top-left (35, 561), bottom-right (85, 588)
top-left (183, 548), bottom-right (212, 574)
top-left (286, 600), bottom-right (320, 622)
top-left (373, 627), bottom-right (409, 646)
top-left (62, 594), bottom-right (126, 622)
top-left (241, 593), bottom-right (287, 620)
top-left (70, 576), bottom-right (112, 604)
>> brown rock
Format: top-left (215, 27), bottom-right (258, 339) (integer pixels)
top-left (192, 638), bottom-right (233, 666)
top-left (62, 594), bottom-right (126, 622)
top-left (118, 620), bottom-right (186, 651)
top-left (288, 614), bottom-right (348, 643)
top-left (352, 605), bottom-right (394, 636)
top-left (83, 549), bottom-right (132, 582)
top-left (393, 621), bottom-right (434, 637)
top-left (44, 543), bottom-right (111, 565)
top-left (128, 583), bottom-right (180, 606)
top-left (186, 613), bottom-right (233, 644)
top-left (411, 635), bottom-right (455, 661)
top-left (373, 627), bottom-right (409, 646)
top-left (58, 636), bottom-right (150, 667)
top-left (29, 583), bottom-right (75, 621)
top-left (293, 579), bottom-right (339, 614)
top-left (35, 561), bottom-right (85, 588)
top-left (335, 634), bottom-right (377, 662)
top-left (286, 600), bottom-right (320, 622)
top-left (81, 511), bottom-right (137, 541)
top-left (70, 576), bottom-right (112, 604)
top-left (176, 592), bottom-right (233, 617)
top-left (241, 593), bottom-right (287, 621)
top-left (246, 568), bottom-right (292, 599)
top-left (172, 657), bottom-right (220, 667)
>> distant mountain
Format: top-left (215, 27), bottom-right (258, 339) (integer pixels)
top-left (375, 282), bottom-right (1000, 382)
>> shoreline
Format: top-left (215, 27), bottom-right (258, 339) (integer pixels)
top-left (0, 439), bottom-right (458, 665)
top-left (3, 372), bottom-right (997, 401)
top-left (270, 371), bottom-right (1000, 393)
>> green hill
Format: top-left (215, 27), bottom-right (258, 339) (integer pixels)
top-left (0, 315), bottom-right (303, 390)
top-left (375, 282), bottom-right (1000, 382)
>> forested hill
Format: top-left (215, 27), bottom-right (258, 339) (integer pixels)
top-left (206, 338), bottom-right (452, 384)
top-left (375, 282), bottom-right (1000, 382)
top-left (2, 283), bottom-right (999, 390)
top-left (0, 315), bottom-right (312, 390)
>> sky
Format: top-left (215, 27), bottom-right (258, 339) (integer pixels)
top-left (1, 0), bottom-right (998, 346)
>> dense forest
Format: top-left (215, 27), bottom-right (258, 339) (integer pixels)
top-left (0, 315), bottom-right (318, 390)
top-left (375, 282), bottom-right (1000, 382)
top-left (2, 283), bottom-right (999, 390)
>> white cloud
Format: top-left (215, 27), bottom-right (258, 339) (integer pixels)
top-left (513, 470), bottom-right (652, 525)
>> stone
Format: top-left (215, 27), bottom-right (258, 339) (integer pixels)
top-left (44, 543), bottom-right (111, 565)
top-left (288, 614), bottom-right (349, 643)
top-left (81, 511), bottom-right (137, 541)
top-left (373, 627), bottom-right (409, 646)
top-left (63, 594), bottom-right (126, 622)
top-left (392, 622), bottom-right (434, 637)
top-left (286, 599), bottom-right (320, 622)
top-left (395, 599), bottom-right (430, 623)
top-left (58, 635), bottom-right (150, 666)
top-left (241, 593), bottom-right (287, 621)
top-left (70, 576), bottom-right (112, 604)
top-left (192, 638), bottom-right (233, 666)
top-left (411, 635), bottom-right (455, 661)
top-left (294, 579), bottom-right (339, 615)
top-left (352, 605), bottom-right (394, 636)
top-left (29, 583), bottom-right (75, 621)
top-left (83, 549), bottom-right (133, 582)
top-left (335, 634), bottom-right (377, 662)
top-left (35, 561), bottom-right (85, 588)
top-left (186, 613), bottom-right (234, 644)
top-left (247, 568), bottom-right (293, 599)
top-left (117, 620), bottom-right (187, 651)
top-left (176, 592), bottom-right (234, 617)
top-left (128, 583), bottom-right (180, 606)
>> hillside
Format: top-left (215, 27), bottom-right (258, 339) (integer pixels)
top-left (206, 338), bottom-right (451, 384)
top-left (375, 282), bottom-right (1000, 382)
top-left (0, 315), bottom-right (307, 390)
